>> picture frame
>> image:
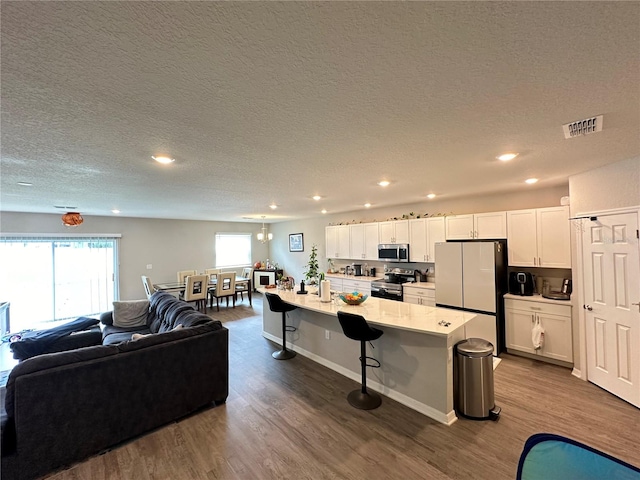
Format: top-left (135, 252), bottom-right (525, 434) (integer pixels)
top-left (289, 233), bottom-right (304, 252)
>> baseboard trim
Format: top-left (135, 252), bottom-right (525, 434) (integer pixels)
top-left (262, 331), bottom-right (456, 426)
top-left (571, 367), bottom-right (583, 379)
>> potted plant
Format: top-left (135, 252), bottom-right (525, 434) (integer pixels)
top-left (304, 244), bottom-right (320, 285)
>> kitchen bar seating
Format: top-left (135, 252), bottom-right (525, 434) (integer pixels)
top-left (265, 292), bottom-right (297, 360)
top-left (337, 311), bottom-right (384, 410)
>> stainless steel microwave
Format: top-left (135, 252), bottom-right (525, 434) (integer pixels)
top-left (378, 244), bottom-right (410, 262)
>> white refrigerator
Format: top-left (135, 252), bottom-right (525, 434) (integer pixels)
top-left (435, 241), bottom-right (507, 354)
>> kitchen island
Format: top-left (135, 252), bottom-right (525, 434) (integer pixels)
top-left (260, 288), bottom-right (479, 425)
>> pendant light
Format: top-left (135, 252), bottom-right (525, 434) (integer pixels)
top-left (257, 216), bottom-right (273, 243)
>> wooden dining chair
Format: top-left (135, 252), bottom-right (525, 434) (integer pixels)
top-left (209, 272), bottom-right (236, 311)
top-left (141, 275), bottom-right (156, 299)
top-left (236, 267), bottom-right (252, 302)
top-left (177, 270), bottom-right (197, 283)
top-left (180, 275), bottom-right (208, 312)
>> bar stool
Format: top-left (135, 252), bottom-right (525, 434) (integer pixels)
top-left (265, 292), bottom-right (298, 360)
top-left (337, 311), bottom-right (384, 410)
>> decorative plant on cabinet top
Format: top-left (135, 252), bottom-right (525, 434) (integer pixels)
top-left (304, 244), bottom-right (320, 285)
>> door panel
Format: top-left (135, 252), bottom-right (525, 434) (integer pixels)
top-left (462, 242), bottom-right (496, 313)
top-left (434, 242), bottom-right (463, 308)
top-left (583, 211), bottom-right (640, 407)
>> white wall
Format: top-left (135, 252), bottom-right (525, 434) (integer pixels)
top-left (0, 213), bottom-right (270, 300)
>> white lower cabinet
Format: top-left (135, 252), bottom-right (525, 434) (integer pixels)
top-left (329, 278), bottom-right (343, 292)
top-left (342, 279), bottom-right (372, 296)
top-left (505, 297), bottom-right (573, 363)
top-left (403, 285), bottom-right (435, 306)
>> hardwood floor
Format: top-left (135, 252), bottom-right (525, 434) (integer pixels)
top-left (46, 295), bottom-right (640, 480)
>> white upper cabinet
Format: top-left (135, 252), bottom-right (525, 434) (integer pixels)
top-left (427, 217), bottom-right (446, 261)
top-left (349, 222), bottom-right (379, 260)
top-left (507, 206), bottom-right (571, 268)
top-left (325, 225), bottom-right (350, 259)
top-left (445, 212), bottom-right (507, 239)
top-left (409, 217), bottom-right (445, 262)
top-left (379, 220), bottom-right (409, 244)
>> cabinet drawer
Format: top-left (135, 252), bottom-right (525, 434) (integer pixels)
top-left (342, 280), bottom-right (371, 292)
top-left (403, 286), bottom-right (435, 298)
top-left (504, 298), bottom-right (571, 317)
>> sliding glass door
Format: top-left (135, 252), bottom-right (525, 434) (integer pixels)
top-left (0, 236), bottom-right (119, 332)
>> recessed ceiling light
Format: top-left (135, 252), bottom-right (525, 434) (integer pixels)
top-left (312, 195), bottom-right (322, 201)
top-left (364, 203), bottom-right (371, 208)
top-left (321, 209), bottom-right (327, 214)
top-left (111, 209), bottom-right (121, 214)
top-left (525, 178), bottom-right (539, 184)
top-left (152, 155), bottom-right (175, 164)
top-left (378, 180), bottom-right (390, 187)
top-left (17, 182), bottom-right (33, 186)
top-left (497, 153), bottom-right (519, 162)
top-left (269, 204), bottom-right (278, 210)
top-left (427, 193), bottom-right (436, 199)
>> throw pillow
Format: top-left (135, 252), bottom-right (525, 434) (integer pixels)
top-left (113, 300), bottom-right (150, 328)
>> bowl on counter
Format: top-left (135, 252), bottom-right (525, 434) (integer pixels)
top-left (339, 292), bottom-right (368, 305)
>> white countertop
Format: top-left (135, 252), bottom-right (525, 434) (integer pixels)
top-left (259, 287), bottom-right (475, 337)
top-left (325, 273), bottom-right (383, 282)
top-left (504, 292), bottom-right (572, 305)
top-left (403, 282), bottom-right (436, 290)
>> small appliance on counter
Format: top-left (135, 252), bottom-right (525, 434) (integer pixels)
top-left (543, 278), bottom-right (572, 300)
top-left (352, 264), bottom-right (363, 276)
top-left (508, 272), bottom-right (535, 296)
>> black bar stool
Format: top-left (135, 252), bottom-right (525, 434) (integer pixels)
top-left (265, 292), bottom-right (298, 360)
top-left (337, 311), bottom-right (384, 410)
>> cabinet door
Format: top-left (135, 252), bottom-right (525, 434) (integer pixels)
top-left (394, 220), bottom-right (410, 244)
top-left (426, 217), bottom-right (445, 262)
top-left (505, 307), bottom-right (537, 354)
top-left (378, 222), bottom-right (395, 243)
top-left (349, 224), bottom-right (365, 259)
top-left (409, 219), bottom-right (427, 262)
top-left (445, 215), bottom-right (474, 240)
top-left (363, 223), bottom-right (380, 260)
top-left (403, 293), bottom-right (421, 305)
top-left (326, 226), bottom-right (338, 259)
top-left (329, 278), bottom-right (343, 292)
top-left (474, 211), bottom-right (507, 239)
top-left (336, 225), bottom-right (351, 259)
top-left (507, 209), bottom-right (537, 267)
top-left (537, 311), bottom-right (573, 362)
top-left (537, 206), bottom-right (571, 268)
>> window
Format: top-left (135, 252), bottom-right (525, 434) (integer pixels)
top-left (215, 233), bottom-right (252, 269)
top-left (0, 235), bottom-right (119, 331)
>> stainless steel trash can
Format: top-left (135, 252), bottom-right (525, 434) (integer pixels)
top-left (454, 338), bottom-right (500, 420)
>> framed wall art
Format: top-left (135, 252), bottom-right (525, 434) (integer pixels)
top-left (289, 233), bottom-right (304, 252)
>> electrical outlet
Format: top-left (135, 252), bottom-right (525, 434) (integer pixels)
top-left (325, 330), bottom-right (331, 340)
top-left (146, 264), bottom-right (152, 270)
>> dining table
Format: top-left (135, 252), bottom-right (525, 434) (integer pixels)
top-left (154, 276), bottom-right (252, 306)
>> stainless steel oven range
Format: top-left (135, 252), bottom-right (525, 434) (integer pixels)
top-left (370, 268), bottom-right (415, 302)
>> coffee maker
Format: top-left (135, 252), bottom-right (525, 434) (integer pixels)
top-left (352, 264), bottom-right (363, 276)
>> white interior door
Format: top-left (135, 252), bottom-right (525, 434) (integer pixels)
top-left (582, 212), bottom-right (640, 407)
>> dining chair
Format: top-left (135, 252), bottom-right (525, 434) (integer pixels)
top-left (209, 272), bottom-right (236, 311)
top-left (180, 275), bottom-right (209, 312)
top-left (204, 268), bottom-right (221, 281)
top-left (235, 267), bottom-right (252, 302)
top-left (177, 270), bottom-right (197, 283)
top-left (141, 275), bottom-right (156, 299)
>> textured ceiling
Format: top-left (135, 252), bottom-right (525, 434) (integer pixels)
top-left (1, 2), bottom-right (639, 223)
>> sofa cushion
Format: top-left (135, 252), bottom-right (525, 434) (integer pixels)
top-left (173, 309), bottom-right (216, 329)
top-left (102, 325), bottom-right (152, 346)
top-left (151, 301), bottom-right (192, 334)
top-left (112, 300), bottom-right (150, 328)
top-left (116, 322), bottom-right (218, 353)
top-left (4, 344), bottom-right (119, 419)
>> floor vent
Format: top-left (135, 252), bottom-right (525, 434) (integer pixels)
top-left (563, 115), bottom-right (603, 139)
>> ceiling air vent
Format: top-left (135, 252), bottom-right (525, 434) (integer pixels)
top-left (563, 115), bottom-right (603, 139)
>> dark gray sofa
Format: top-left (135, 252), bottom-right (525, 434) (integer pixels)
top-left (1, 291), bottom-right (228, 480)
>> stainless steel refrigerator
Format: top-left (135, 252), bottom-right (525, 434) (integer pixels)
top-left (434, 240), bottom-right (507, 354)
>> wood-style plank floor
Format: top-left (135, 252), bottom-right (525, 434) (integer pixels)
top-left (46, 295), bottom-right (640, 480)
